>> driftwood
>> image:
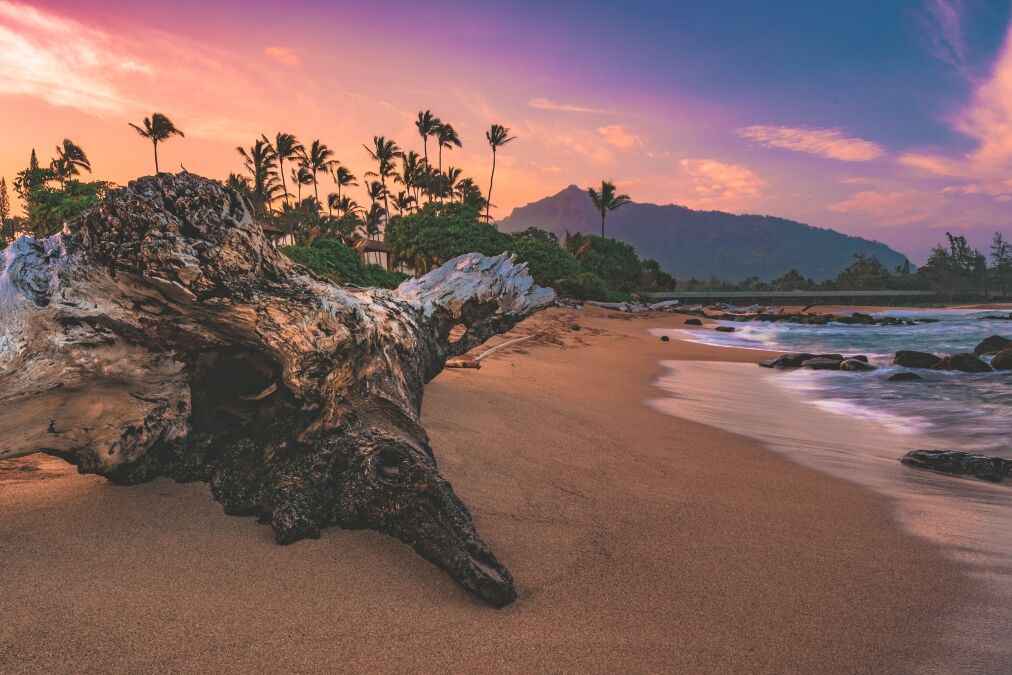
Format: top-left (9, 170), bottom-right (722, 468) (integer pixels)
top-left (0, 173), bottom-right (554, 607)
top-left (445, 333), bottom-right (541, 369)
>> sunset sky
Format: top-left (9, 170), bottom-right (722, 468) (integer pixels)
top-left (1, 0), bottom-right (1011, 262)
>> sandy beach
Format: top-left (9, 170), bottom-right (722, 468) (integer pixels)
top-left (0, 307), bottom-right (970, 672)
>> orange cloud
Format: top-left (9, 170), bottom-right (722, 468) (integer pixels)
top-left (264, 46), bottom-right (300, 67)
top-left (527, 97), bottom-right (609, 114)
top-left (828, 189), bottom-right (944, 225)
top-left (679, 158), bottom-right (766, 211)
top-left (738, 125), bottom-right (885, 161)
top-left (597, 124), bottom-right (642, 149)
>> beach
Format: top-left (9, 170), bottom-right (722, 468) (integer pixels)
top-left (0, 307), bottom-right (971, 672)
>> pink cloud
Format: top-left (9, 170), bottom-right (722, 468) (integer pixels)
top-left (737, 125), bottom-right (885, 161)
top-left (527, 97), bottom-right (610, 114)
top-left (679, 158), bottom-right (766, 211)
top-left (264, 46), bottom-right (300, 67)
top-left (596, 125), bottom-right (642, 149)
top-left (828, 189), bottom-right (944, 225)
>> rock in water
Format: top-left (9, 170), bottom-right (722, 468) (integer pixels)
top-left (758, 353), bottom-right (816, 368)
top-left (934, 353), bottom-right (993, 373)
top-left (684, 318), bottom-right (703, 326)
top-left (888, 372), bottom-right (924, 382)
top-left (801, 357), bottom-right (842, 370)
top-left (840, 358), bottom-right (875, 372)
top-left (894, 350), bottom-right (942, 369)
top-left (0, 173), bottom-right (555, 607)
top-left (991, 349), bottom-right (1012, 371)
top-left (973, 335), bottom-right (1011, 355)
top-left (714, 325), bottom-right (735, 332)
top-left (901, 450), bottom-right (1011, 483)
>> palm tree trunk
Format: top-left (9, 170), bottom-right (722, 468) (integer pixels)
top-left (438, 146), bottom-right (443, 204)
top-left (153, 141), bottom-right (160, 174)
top-left (601, 212), bottom-right (605, 238)
top-left (280, 158), bottom-right (289, 206)
top-left (486, 150), bottom-right (496, 222)
top-left (313, 177), bottom-right (319, 206)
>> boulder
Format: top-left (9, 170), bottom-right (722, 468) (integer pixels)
top-left (888, 372), bottom-right (923, 382)
top-left (801, 357), bottom-right (842, 370)
top-left (714, 326), bottom-right (735, 332)
top-left (894, 350), bottom-right (941, 369)
top-left (848, 355), bottom-right (869, 363)
top-left (991, 349), bottom-right (1012, 370)
top-left (660, 335), bottom-right (670, 342)
top-left (901, 450), bottom-right (1010, 483)
top-left (934, 352), bottom-right (993, 373)
top-left (840, 358), bottom-right (876, 372)
top-left (973, 334), bottom-right (1011, 355)
top-left (684, 318), bottom-right (703, 326)
top-left (758, 353), bottom-right (815, 369)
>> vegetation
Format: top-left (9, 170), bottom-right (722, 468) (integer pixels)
top-left (129, 113), bottom-right (184, 173)
top-left (0, 178), bottom-right (10, 242)
top-left (587, 181), bottom-right (631, 237)
top-left (281, 238), bottom-right (406, 288)
top-left (385, 202), bottom-right (509, 273)
top-left (485, 124), bottom-right (516, 222)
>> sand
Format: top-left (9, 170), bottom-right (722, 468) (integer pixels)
top-left (0, 307), bottom-right (967, 673)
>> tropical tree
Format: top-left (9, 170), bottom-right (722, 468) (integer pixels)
top-left (397, 151), bottom-right (424, 203)
top-left (484, 124), bottom-right (515, 222)
top-left (224, 172), bottom-right (252, 198)
top-left (290, 164), bottom-right (313, 203)
top-left (0, 178), bottom-right (9, 241)
top-left (50, 140), bottom-right (91, 185)
top-left (13, 149), bottom-right (55, 203)
top-left (363, 136), bottom-right (402, 219)
top-left (454, 178), bottom-right (487, 211)
top-left (587, 181), bottom-right (631, 237)
top-left (128, 113), bottom-right (184, 173)
top-left (435, 123), bottom-right (461, 198)
top-left (301, 140), bottom-right (336, 204)
top-left (392, 191), bottom-right (416, 216)
top-left (362, 202), bottom-right (387, 242)
top-left (263, 133), bottom-right (303, 206)
top-left (236, 140), bottom-right (281, 216)
top-left (415, 110), bottom-right (441, 167)
top-left (443, 166), bottom-right (463, 202)
top-left (332, 165), bottom-right (358, 200)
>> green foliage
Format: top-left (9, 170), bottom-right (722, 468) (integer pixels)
top-left (564, 232), bottom-right (643, 292)
top-left (281, 238), bottom-right (406, 289)
top-left (24, 180), bottom-right (109, 237)
top-left (917, 233), bottom-right (989, 298)
top-left (507, 237), bottom-right (580, 286)
top-left (832, 253), bottom-right (894, 290)
top-left (769, 269), bottom-right (813, 291)
top-left (385, 202), bottom-right (510, 273)
top-left (554, 273), bottom-right (611, 300)
top-left (510, 227), bottom-right (558, 245)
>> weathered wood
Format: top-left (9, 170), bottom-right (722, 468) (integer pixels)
top-left (0, 173), bottom-right (553, 607)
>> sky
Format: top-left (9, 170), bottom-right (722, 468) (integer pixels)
top-left (1, 0), bottom-right (1011, 262)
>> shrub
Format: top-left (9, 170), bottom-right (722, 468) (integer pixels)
top-left (385, 202), bottom-right (510, 273)
top-left (554, 272), bottom-right (611, 300)
top-left (508, 237), bottom-right (580, 287)
top-left (282, 238), bottom-right (406, 289)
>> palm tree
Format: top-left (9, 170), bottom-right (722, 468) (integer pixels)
top-left (443, 166), bottom-right (463, 203)
top-left (263, 133), bottom-right (303, 206)
top-left (301, 140), bottom-right (336, 205)
top-left (392, 191), bottom-right (416, 216)
top-left (587, 181), bottom-right (631, 238)
top-left (485, 124), bottom-right (515, 222)
top-left (236, 140), bottom-right (281, 215)
top-left (128, 113), bottom-right (184, 173)
top-left (435, 123), bottom-right (461, 194)
top-left (415, 110), bottom-right (441, 167)
top-left (363, 136), bottom-right (402, 220)
top-left (332, 165), bottom-right (358, 200)
top-left (456, 178), bottom-right (487, 212)
top-left (397, 151), bottom-right (424, 203)
top-left (50, 139), bottom-right (91, 185)
top-left (336, 195), bottom-right (361, 218)
top-left (290, 164), bottom-right (313, 203)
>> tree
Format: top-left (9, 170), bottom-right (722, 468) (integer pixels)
top-left (263, 133), bottom-right (303, 206)
top-left (291, 164), bottom-right (313, 204)
top-left (435, 123), bottom-right (461, 199)
top-left (485, 123), bottom-right (515, 222)
top-left (128, 113), bottom-right (184, 173)
top-left (507, 237), bottom-right (580, 287)
top-left (0, 178), bottom-right (10, 241)
top-left (237, 140), bottom-right (281, 216)
top-left (392, 191), bottom-right (416, 216)
top-left (415, 110), bottom-right (441, 168)
top-left (23, 180), bottom-right (109, 236)
top-left (587, 181), bottom-right (631, 237)
top-left (397, 151), bottom-right (424, 203)
top-left (454, 178), bottom-right (487, 211)
top-left (363, 136), bottom-right (402, 220)
top-left (385, 202), bottom-right (510, 273)
top-left (990, 231), bottom-right (1012, 296)
top-left (50, 139), bottom-right (91, 185)
top-left (332, 165), bottom-right (357, 200)
top-left (14, 149), bottom-right (55, 202)
top-left (301, 140), bottom-right (336, 205)
top-left (564, 232), bottom-right (642, 292)
top-left (770, 268), bottom-right (812, 291)
top-left (917, 233), bottom-right (988, 299)
top-left (510, 226), bottom-right (558, 245)
top-left (281, 238), bottom-right (406, 288)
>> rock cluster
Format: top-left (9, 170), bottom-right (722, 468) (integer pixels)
top-left (901, 450), bottom-right (1010, 483)
top-left (758, 353), bottom-right (873, 371)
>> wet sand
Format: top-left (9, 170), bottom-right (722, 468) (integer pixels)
top-left (0, 307), bottom-right (968, 672)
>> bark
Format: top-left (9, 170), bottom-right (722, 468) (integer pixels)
top-left (0, 172), bottom-right (553, 607)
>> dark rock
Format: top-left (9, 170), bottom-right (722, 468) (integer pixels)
top-left (759, 352), bottom-right (815, 369)
top-left (801, 357), bottom-right (842, 370)
top-left (888, 372), bottom-right (923, 382)
top-left (714, 326), bottom-right (735, 332)
top-left (894, 350), bottom-right (942, 369)
top-left (660, 335), bottom-right (670, 342)
top-left (916, 318), bottom-right (940, 324)
top-left (840, 358), bottom-right (875, 372)
top-left (901, 450), bottom-right (1010, 483)
top-left (991, 349), bottom-right (1012, 370)
top-left (973, 334), bottom-right (1011, 355)
top-left (684, 318), bottom-right (703, 326)
top-left (569, 323), bottom-right (580, 331)
top-left (848, 355), bottom-right (869, 363)
top-left (815, 353), bottom-right (845, 361)
top-left (934, 352), bottom-right (992, 373)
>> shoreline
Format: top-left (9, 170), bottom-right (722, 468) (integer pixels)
top-left (0, 307), bottom-right (974, 671)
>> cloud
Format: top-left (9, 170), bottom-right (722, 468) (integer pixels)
top-left (828, 189), bottom-right (944, 225)
top-left (896, 152), bottom-right (961, 176)
top-left (920, 0), bottom-right (969, 74)
top-left (679, 158), bottom-right (766, 210)
top-left (527, 97), bottom-right (610, 114)
top-left (264, 46), bottom-right (301, 66)
top-left (597, 125), bottom-right (642, 149)
top-left (737, 125), bottom-right (885, 161)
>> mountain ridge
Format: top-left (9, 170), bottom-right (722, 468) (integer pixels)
top-left (499, 185), bottom-right (910, 281)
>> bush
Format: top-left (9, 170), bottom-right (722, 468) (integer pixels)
top-left (554, 272), bottom-right (612, 301)
top-left (25, 180), bottom-right (108, 236)
top-left (564, 232), bottom-right (643, 292)
top-left (508, 237), bottom-right (580, 287)
top-left (281, 238), bottom-right (406, 289)
top-left (385, 202), bottom-right (510, 273)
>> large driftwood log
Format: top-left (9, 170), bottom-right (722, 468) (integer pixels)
top-left (0, 173), bottom-right (553, 607)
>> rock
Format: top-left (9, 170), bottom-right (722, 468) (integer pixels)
top-left (934, 352), bottom-right (993, 373)
top-left (801, 357), bottom-right (842, 370)
top-left (916, 318), bottom-right (940, 324)
top-left (973, 334), bottom-right (1011, 355)
top-left (901, 450), bottom-right (1010, 483)
top-left (714, 326), bottom-right (735, 332)
top-left (660, 335), bottom-right (670, 342)
top-left (569, 323), bottom-right (580, 331)
top-left (684, 318), bottom-right (703, 326)
top-left (991, 349), bottom-right (1012, 370)
top-left (848, 355), bottom-right (869, 363)
top-left (894, 350), bottom-right (942, 369)
top-left (888, 372), bottom-right (923, 382)
top-left (758, 352), bottom-right (815, 368)
top-left (840, 358), bottom-right (875, 371)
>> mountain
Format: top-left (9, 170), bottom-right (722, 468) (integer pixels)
top-left (500, 185), bottom-right (910, 281)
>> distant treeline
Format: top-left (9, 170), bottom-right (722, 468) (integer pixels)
top-left (680, 232), bottom-right (1012, 300)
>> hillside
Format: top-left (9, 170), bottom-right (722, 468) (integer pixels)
top-left (500, 185), bottom-right (910, 281)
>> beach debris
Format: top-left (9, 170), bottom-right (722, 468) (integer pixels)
top-left (973, 334), bottom-right (1011, 355)
top-left (901, 450), bottom-right (1010, 483)
top-left (446, 333), bottom-right (542, 369)
top-left (888, 372), bottom-right (924, 382)
top-left (894, 350), bottom-right (942, 369)
top-left (991, 349), bottom-right (1012, 370)
top-left (585, 299), bottom-right (683, 313)
top-left (0, 173), bottom-right (552, 607)
top-left (934, 352), bottom-right (993, 373)
top-left (979, 313), bottom-right (1012, 320)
